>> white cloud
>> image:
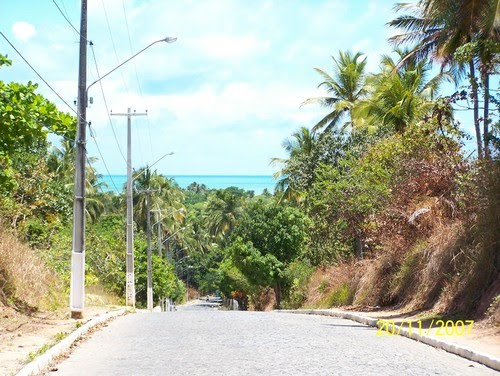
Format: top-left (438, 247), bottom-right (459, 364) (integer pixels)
top-left (187, 35), bottom-right (270, 60)
top-left (0, 0), bottom-right (418, 175)
top-left (12, 22), bottom-right (36, 42)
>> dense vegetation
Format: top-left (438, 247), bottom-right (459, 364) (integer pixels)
top-left (0, 1), bottom-right (498, 318)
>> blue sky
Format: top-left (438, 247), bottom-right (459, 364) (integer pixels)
top-left (0, 0), bottom-right (480, 176)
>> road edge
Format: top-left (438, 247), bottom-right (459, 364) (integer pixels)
top-left (16, 308), bottom-right (129, 376)
top-left (277, 309), bottom-right (500, 372)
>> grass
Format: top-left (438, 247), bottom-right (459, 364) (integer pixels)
top-left (0, 227), bottom-right (64, 311)
top-left (25, 332), bottom-right (68, 363)
top-left (325, 283), bottom-right (352, 307)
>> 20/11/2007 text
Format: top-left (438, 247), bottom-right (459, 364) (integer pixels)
top-left (376, 319), bottom-right (474, 337)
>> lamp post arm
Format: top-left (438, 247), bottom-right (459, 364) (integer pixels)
top-left (132, 151), bottom-right (175, 183)
top-left (162, 227), bottom-right (185, 244)
top-left (86, 38), bottom-right (166, 95)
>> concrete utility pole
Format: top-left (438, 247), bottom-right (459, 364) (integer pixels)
top-left (156, 213), bottom-right (162, 257)
top-left (151, 209), bottom-right (163, 257)
top-left (70, 0), bottom-right (88, 320)
top-left (137, 186), bottom-right (159, 311)
top-left (146, 190), bottom-right (152, 310)
top-left (110, 108), bottom-right (147, 307)
top-left (69, 30), bottom-right (175, 317)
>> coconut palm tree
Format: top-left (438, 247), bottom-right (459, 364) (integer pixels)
top-left (271, 127), bottom-right (318, 203)
top-left (133, 167), bottom-right (185, 232)
top-left (205, 189), bottom-right (243, 240)
top-left (360, 50), bottom-right (452, 133)
top-left (303, 51), bottom-right (368, 133)
top-left (47, 140), bottom-right (105, 223)
top-left (388, 0), bottom-right (499, 158)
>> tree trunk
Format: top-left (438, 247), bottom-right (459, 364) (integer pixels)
top-left (355, 229), bottom-right (363, 260)
top-left (273, 282), bottom-right (281, 309)
top-left (469, 59), bottom-right (483, 159)
top-left (482, 69), bottom-right (490, 160)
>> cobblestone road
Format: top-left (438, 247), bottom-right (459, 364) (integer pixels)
top-left (53, 301), bottom-right (497, 375)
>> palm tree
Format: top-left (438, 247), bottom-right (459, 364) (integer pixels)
top-left (47, 139), bottom-right (74, 182)
top-left (303, 51), bottom-right (368, 133)
top-left (271, 127), bottom-right (317, 203)
top-left (388, 0), bottom-right (499, 158)
top-left (85, 166), bottom-right (106, 223)
top-left (205, 189), bottom-right (243, 240)
top-left (47, 140), bottom-right (105, 223)
top-left (360, 50), bottom-right (451, 133)
top-left (133, 167), bottom-right (185, 232)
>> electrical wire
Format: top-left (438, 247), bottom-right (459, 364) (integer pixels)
top-left (51, 0), bottom-right (84, 39)
top-left (121, 0), bottom-right (154, 162)
top-left (52, 0), bottom-right (127, 169)
top-left (0, 90), bottom-right (76, 144)
top-left (0, 90), bottom-right (111, 195)
top-left (0, 31), bottom-right (78, 117)
top-left (100, 0), bottom-right (129, 93)
top-left (88, 124), bottom-right (121, 194)
top-left (89, 43), bottom-right (127, 163)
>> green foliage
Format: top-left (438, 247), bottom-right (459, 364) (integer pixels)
top-left (216, 257), bottom-right (252, 298)
top-left (205, 188), bottom-right (244, 240)
top-left (281, 260), bottom-right (314, 309)
top-left (234, 200), bottom-right (310, 264)
top-left (214, 200), bottom-right (310, 307)
top-left (134, 236), bottom-right (186, 306)
top-left (226, 238), bottom-right (283, 288)
top-left (0, 58), bottom-right (76, 192)
top-left (303, 51), bottom-right (368, 133)
top-left (325, 283), bottom-right (353, 307)
top-left (26, 331), bottom-right (68, 363)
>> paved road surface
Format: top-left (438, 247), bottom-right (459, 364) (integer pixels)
top-left (53, 301), bottom-right (496, 375)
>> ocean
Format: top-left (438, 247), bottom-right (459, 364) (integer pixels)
top-left (99, 175), bottom-right (276, 194)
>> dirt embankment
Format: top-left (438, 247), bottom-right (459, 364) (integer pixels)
top-left (0, 303), bottom-right (121, 376)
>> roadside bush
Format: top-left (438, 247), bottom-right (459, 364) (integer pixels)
top-left (0, 226), bottom-right (64, 311)
top-left (282, 260), bottom-right (314, 309)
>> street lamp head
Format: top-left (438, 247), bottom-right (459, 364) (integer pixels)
top-left (163, 36), bottom-right (177, 43)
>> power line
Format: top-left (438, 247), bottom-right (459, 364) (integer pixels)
top-left (121, 0), bottom-right (142, 97)
top-left (0, 31), bottom-right (78, 117)
top-left (1, 89), bottom-right (107, 195)
top-left (0, 90), bottom-right (76, 144)
top-left (100, 0), bottom-right (130, 94)
top-left (88, 124), bottom-right (121, 194)
top-left (121, 0), bottom-right (154, 162)
top-left (89, 43), bottom-right (127, 163)
top-left (52, 0), bottom-right (83, 38)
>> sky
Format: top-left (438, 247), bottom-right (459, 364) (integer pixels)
top-left (0, 0), bottom-right (479, 176)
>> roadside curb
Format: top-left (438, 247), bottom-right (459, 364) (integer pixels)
top-left (277, 309), bottom-right (500, 372)
top-left (16, 308), bottom-right (129, 376)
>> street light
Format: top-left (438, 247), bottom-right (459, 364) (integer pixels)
top-left (69, 18), bottom-right (177, 318)
top-left (161, 226), bottom-right (186, 262)
top-left (152, 208), bottom-right (185, 258)
top-left (162, 227), bottom-right (186, 245)
top-left (152, 207), bottom-right (185, 227)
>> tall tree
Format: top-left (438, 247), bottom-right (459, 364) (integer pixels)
top-left (271, 127), bottom-right (318, 203)
top-left (388, 0), bottom-right (499, 159)
top-left (205, 189), bottom-right (243, 240)
top-left (303, 51), bottom-right (368, 133)
top-left (133, 167), bottom-right (185, 232)
top-left (360, 50), bottom-right (451, 133)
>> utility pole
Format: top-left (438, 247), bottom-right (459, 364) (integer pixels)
top-left (70, 0), bottom-right (88, 320)
top-left (110, 108), bottom-right (147, 307)
top-left (146, 189), bottom-right (152, 311)
top-left (151, 209), bottom-right (163, 308)
top-left (136, 186), bottom-right (160, 311)
top-left (157, 214), bottom-right (162, 257)
top-left (151, 209), bottom-right (163, 257)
